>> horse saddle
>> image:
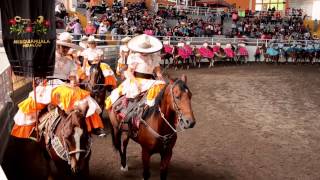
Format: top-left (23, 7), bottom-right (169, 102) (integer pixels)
top-left (113, 93), bottom-right (147, 132)
top-left (37, 108), bottom-right (61, 145)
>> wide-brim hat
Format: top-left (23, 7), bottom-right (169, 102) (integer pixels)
top-left (177, 42), bottom-right (184, 47)
top-left (128, 34), bottom-right (163, 54)
top-left (163, 40), bottom-right (169, 45)
top-left (57, 32), bottom-right (84, 50)
top-left (87, 35), bottom-right (100, 43)
top-left (81, 35), bottom-right (88, 41)
top-left (121, 36), bottom-right (131, 43)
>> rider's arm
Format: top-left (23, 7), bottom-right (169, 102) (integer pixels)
top-left (124, 66), bottom-right (135, 80)
top-left (152, 52), bottom-right (164, 80)
top-left (82, 58), bottom-right (88, 70)
top-left (154, 66), bottom-right (164, 80)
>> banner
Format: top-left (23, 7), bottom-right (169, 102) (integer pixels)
top-left (0, 0), bottom-right (56, 77)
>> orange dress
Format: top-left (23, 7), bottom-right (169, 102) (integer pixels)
top-left (11, 84), bottom-right (104, 138)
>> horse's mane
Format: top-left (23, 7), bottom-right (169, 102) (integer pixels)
top-left (142, 84), bottom-right (168, 119)
top-left (143, 79), bottom-right (190, 119)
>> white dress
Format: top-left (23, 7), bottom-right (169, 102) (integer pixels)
top-left (107, 52), bottom-right (165, 107)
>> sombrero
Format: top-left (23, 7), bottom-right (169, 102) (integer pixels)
top-left (163, 40), bottom-right (170, 45)
top-left (87, 35), bottom-right (100, 43)
top-left (57, 32), bottom-right (83, 50)
top-left (177, 42), bottom-right (184, 47)
top-left (128, 34), bottom-right (163, 54)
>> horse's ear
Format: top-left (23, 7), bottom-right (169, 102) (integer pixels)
top-left (181, 74), bottom-right (187, 84)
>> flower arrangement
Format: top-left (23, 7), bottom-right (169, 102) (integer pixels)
top-left (9, 16), bottom-right (50, 35)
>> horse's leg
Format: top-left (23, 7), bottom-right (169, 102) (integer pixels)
top-left (142, 148), bottom-right (151, 180)
top-left (174, 58), bottom-right (178, 71)
top-left (120, 131), bottom-right (129, 171)
top-left (186, 58), bottom-right (190, 70)
top-left (160, 150), bottom-right (173, 180)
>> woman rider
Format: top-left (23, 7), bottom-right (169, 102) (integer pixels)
top-left (105, 34), bottom-right (165, 112)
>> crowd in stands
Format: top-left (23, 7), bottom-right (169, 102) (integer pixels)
top-left (56, 1), bottom-right (315, 43)
top-left (228, 8), bottom-right (312, 40)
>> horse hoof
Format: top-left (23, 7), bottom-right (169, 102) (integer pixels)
top-left (120, 165), bottom-right (128, 172)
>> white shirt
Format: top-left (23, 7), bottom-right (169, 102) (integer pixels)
top-left (127, 53), bottom-right (160, 75)
top-left (98, 23), bottom-right (108, 34)
top-left (118, 45), bottom-right (130, 64)
top-left (53, 52), bottom-right (77, 80)
top-left (82, 47), bottom-right (104, 61)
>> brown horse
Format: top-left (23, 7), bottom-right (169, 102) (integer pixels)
top-left (107, 75), bottom-right (196, 180)
top-left (41, 103), bottom-right (91, 179)
top-left (85, 62), bottom-right (109, 109)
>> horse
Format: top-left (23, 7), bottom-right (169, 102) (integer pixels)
top-left (107, 75), bottom-right (196, 180)
top-left (84, 62), bottom-right (108, 109)
top-left (214, 47), bottom-right (227, 66)
top-left (195, 46), bottom-right (215, 68)
top-left (235, 45), bottom-right (249, 64)
top-left (173, 46), bottom-right (192, 70)
top-left (40, 103), bottom-right (91, 179)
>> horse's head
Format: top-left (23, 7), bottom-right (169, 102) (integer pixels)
top-left (57, 102), bottom-right (90, 174)
top-left (168, 74), bottom-right (196, 129)
top-left (88, 62), bottom-right (104, 92)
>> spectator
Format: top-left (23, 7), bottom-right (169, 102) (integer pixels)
top-left (85, 21), bottom-right (97, 36)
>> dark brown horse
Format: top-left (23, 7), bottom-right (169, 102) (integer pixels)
top-left (107, 75), bottom-right (196, 180)
top-left (85, 62), bottom-right (108, 109)
top-left (41, 103), bottom-right (91, 179)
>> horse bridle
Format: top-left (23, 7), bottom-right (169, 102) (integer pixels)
top-left (62, 110), bottom-right (92, 162)
top-left (88, 63), bottom-right (105, 93)
top-left (157, 80), bottom-right (188, 133)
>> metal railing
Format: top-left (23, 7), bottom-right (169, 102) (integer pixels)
top-left (69, 33), bottom-right (320, 47)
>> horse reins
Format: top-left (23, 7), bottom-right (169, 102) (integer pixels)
top-left (59, 110), bottom-right (92, 163)
top-left (139, 80), bottom-right (186, 143)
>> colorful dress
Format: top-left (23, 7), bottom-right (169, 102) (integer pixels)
top-left (178, 47), bottom-right (190, 60)
top-left (11, 81), bottom-right (104, 138)
top-left (105, 53), bottom-right (166, 110)
top-left (224, 48), bottom-right (235, 58)
top-left (198, 47), bottom-right (214, 58)
top-left (163, 45), bottom-right (174, 54)
top-left (266, 48), bottom-right (279, 56)
top-left (212, 45), bottom-right (220, 53)
top-left (238, 46), bottom-right (249, 56)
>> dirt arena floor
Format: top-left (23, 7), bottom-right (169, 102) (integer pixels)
top-left (3, 64), bottom-right (320, 180)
